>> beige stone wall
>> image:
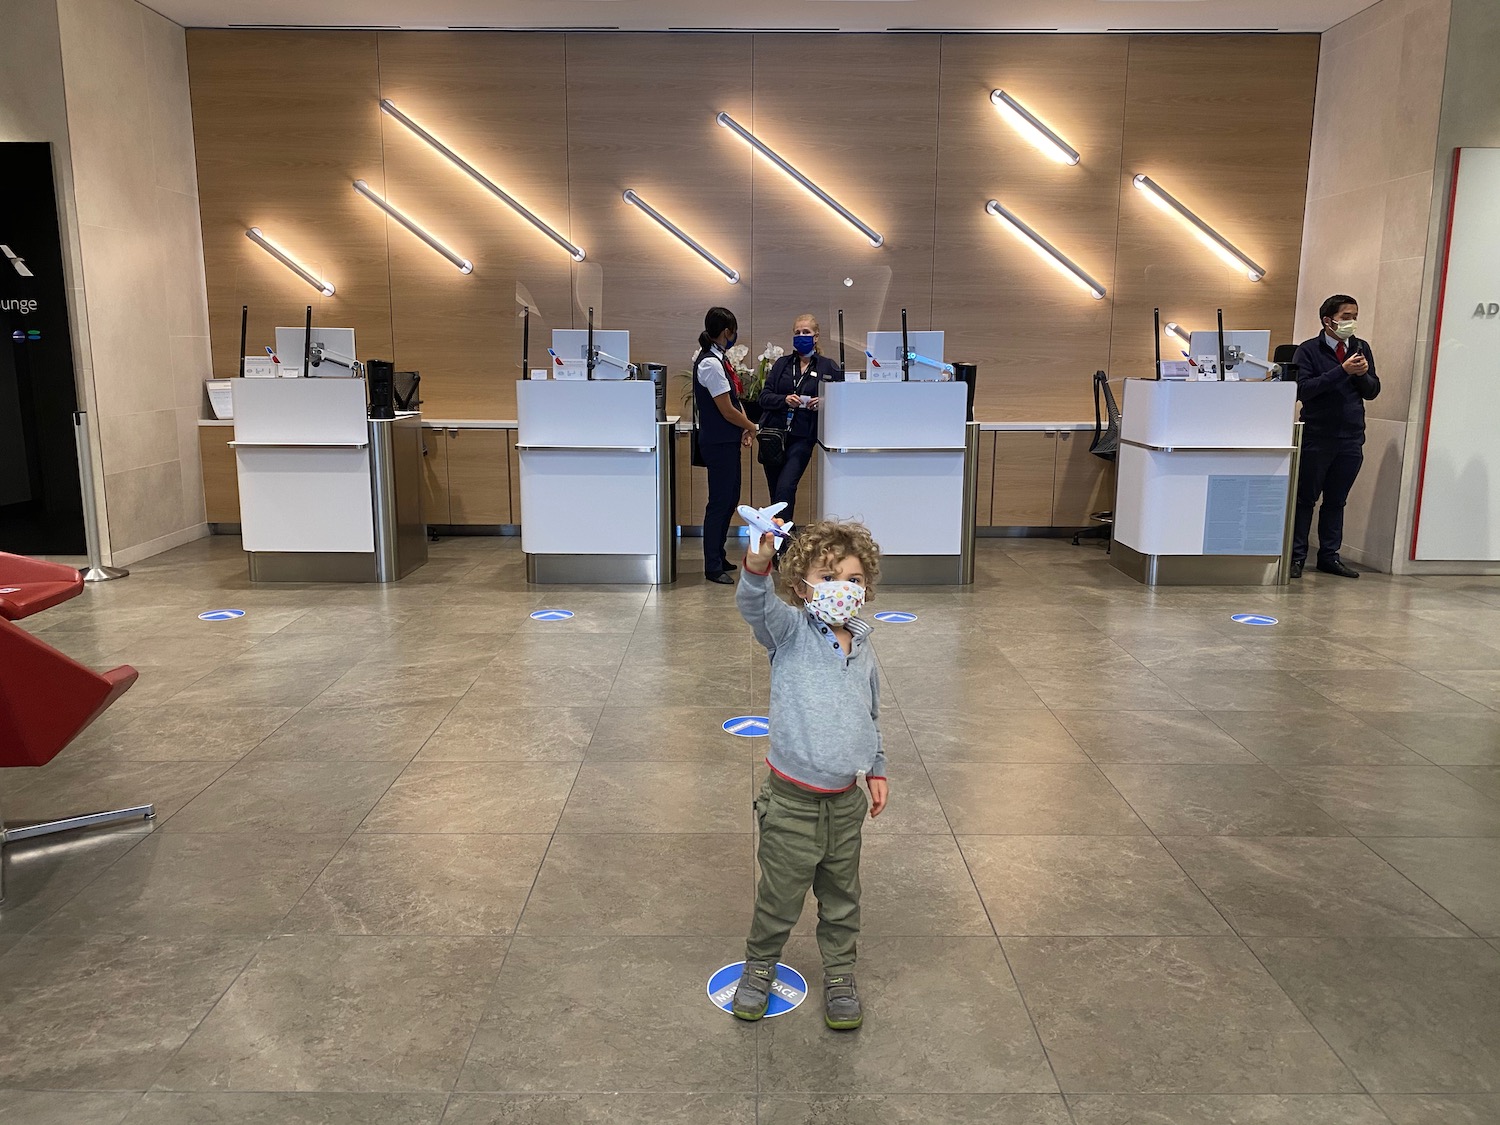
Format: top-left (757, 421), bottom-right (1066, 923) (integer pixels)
top-left (0, 0), bottom-right (98, 557)
top-left (56, 0), bottom-right (213, 565)
top-left (1392, 0), bottom-right (1500, 573)
top-left (1293, 0), bottom-right (1452, 572)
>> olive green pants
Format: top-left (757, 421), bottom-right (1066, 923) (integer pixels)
top-left (746, 772), bottom-right (867, 974)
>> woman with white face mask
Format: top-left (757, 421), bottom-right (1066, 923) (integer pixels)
top-left (757, 314), bottom-right (845, 526)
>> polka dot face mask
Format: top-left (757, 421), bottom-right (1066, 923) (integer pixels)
top-left (800, 579), bottom-right (866, 627)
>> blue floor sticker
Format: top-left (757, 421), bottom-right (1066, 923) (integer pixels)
top-left (707, 961), bottom-right (808, 1018)
top-left (198, 609), bottom-right (245, 621)
top-left (1230, 614), bottom-right (1278, 626)
top-left (723, 715), bottom-right (770, 737)
top-left (873, 611), bottom-right (917, 624)
top-left (530, 609), bottom-right (575, 621)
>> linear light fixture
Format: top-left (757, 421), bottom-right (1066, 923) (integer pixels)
top-left (1132, 174), bottom-right (1265, 282)
top-left (984, 200), bottom-right (1105, 300)
top-left (715, 111), bottom-right (883, 248)
top-left (621, 189), bottom-right (739, 284)
top-left (1164, 321), bottom-right (1191, 346)
top-left (244, 227), bottom-right (334, 296)
top-left (379, 98), bottom-right (585, 262)
top-left (989, 90), bottom-right (1079, 166)
top-left (353, 179), bottom-right (472, 274)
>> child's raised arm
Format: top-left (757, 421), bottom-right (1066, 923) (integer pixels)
top-left (736, 528), bottom-right (801, 653)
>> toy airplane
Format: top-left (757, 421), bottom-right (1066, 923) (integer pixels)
top-left (737, 501), bottom-right (793, 554)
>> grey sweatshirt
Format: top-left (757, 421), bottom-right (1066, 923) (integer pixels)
top-left (737, 566), bottom-right (885, 791)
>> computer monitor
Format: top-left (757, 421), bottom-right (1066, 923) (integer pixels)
top-left (1187, 330), bottom-right (1272, 379)
top-left (551, 329), bottom-right (630, 380)
top-left (274, 326), bottom-right (357, 377)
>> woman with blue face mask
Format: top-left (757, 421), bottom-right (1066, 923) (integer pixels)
top-left (758, 313), bottom-right (845, 525)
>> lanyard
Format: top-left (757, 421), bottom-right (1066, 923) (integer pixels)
top-left (785, 358), bottom-right (820, 423)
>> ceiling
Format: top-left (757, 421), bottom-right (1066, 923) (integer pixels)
top-left (144, 0), bottom-right (1380, 35)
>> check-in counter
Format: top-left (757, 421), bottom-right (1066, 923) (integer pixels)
top-left (516, 379), bottom-right (677, 584)
top-left (230, 378), bottom-right (427, 582)
top-left (816, 380), bottom-right (977, 584)
top-left (1111, 379), bottom-right (1298, 585)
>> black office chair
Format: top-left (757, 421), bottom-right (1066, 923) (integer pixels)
top-left (1272, 344), bottom-right (1299, 382)
top-left (1072, 369), bottom-right (1119, 547)
top-left (395, 370), bottom-right (421, 411)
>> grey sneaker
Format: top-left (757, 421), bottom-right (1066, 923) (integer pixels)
top-left (732, 960), bottom-right (776, 1021)
top-left (823, 972), bottom-right (862, 1030)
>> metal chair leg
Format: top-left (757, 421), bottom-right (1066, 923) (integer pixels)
top-left (0, 803), bottom-right (155, 906)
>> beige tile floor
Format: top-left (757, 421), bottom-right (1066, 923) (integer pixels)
top-left (3, 534), bottom-right (1500, 1125)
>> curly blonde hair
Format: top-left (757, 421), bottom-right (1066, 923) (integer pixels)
top-left (778, 519), bottom-right (882, 604)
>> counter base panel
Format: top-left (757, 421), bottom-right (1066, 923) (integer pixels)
top-left (248, 551), bottom-right (379, 584)
top-left (818, 449), bottom-right (965, 555)
top-left (519, 449), bottom-right (658, 556)
top-left (526, 552), bottom-right (662, 585)
top-left (878, 554), bottom-right (965, 585)
top-left (1110, 542), bottom-right (1281, 586)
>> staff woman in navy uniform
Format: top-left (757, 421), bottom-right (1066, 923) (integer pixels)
top-left (693, 306), bottom-right (757, 585)
top-left (758, 313), bottom-right (844, 525)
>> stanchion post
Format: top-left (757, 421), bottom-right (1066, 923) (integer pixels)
top-left (72, 411), bottom-right (128, 583)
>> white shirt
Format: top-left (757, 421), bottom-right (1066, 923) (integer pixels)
top-left (696, 345), bottom-right (732, 398)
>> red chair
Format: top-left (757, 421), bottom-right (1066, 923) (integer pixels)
top-left (0, 553), bottom-right (154, 906)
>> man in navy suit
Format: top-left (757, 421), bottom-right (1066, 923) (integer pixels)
top-left (1289, 294), bottom-right (1381, 579)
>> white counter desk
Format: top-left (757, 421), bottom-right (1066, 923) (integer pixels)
top-left (1111, 379), bottom-right (1298, 585)
top-left (517, 379), bottom-right (677, 584)
top-left (230, 377), bottom-right (427, 582)
top-left (816, 381), bottom-right (979, 584)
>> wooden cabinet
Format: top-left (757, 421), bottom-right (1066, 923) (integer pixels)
top-left (974, 429), bottom-right (996, 527)
top-left (674, 431), bottom-right (694, 528)
top-left (198, 427), bottom-right (240, 524)
top-left (1052, 430), bottom-right (1115, 526)
top-left (422, 427), bottom-right (512, 527)
top-left (987, 428), bottom-right (1112, 528)
top-left (447, 429), bottom-right (509, 525)
top-left (420, 427), bottom-right (450, 525)
top-left (506, 430), bottom-right (522, 528)
top-left (992, 431), bottom-right (1058, 527)
top-left (202, 418), bottom-right (1109, 536)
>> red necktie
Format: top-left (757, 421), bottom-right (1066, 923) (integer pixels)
top-left (1335, 341), bottom-right (1347, 362)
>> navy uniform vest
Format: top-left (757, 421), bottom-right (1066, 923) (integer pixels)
top-left (692, 346), bottom-right (744, 446)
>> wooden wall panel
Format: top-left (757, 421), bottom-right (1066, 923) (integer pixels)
top-left (1108, 35), bottom-right (1319, 381)
top-left (934, 36), bottom-right (1129, 422)
top-left (188, 31), bottom-right (1319, 429)
top-left (565, 34), bottom-right (752, 381)
top-left (188, 31), bottom-right (392, 380)
top-left (377, 33), bottom-right (574, 420)
top-left (749, 35), bottom-right (940, 360)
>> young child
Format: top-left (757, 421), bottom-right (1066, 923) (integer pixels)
top-left (731, 517), bottom-right (888, 1030)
